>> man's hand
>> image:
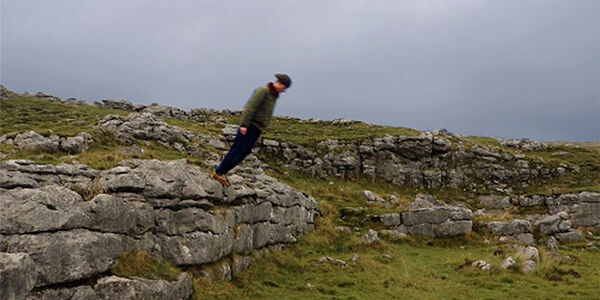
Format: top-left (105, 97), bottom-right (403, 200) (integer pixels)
top-left (240, 127), bottom-right (248, 135)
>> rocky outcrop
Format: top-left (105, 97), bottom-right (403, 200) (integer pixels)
top-left (24, 272), bottom-right (193, 300)
top-left (0, 158), bottom-right (319, 297)
top-left (256, 133), bottom-right (569, 191)
top-left (479, 192), bottom-right (599, 244)
top-left (374, 194), bottom-right (473, 238)
top-left (94, 99), bottom-right (241, 121)
top-left (0, 131), bottom-right (93, 154)
top-left (96, 113), bottom-right (195, 149)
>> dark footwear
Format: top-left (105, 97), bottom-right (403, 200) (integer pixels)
top-left (211, 172), bottom-right (231, 187)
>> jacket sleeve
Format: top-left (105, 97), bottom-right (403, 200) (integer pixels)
top-left (240, 87), bottom-right (267, 127)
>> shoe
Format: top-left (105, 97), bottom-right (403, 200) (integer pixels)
top-left (211, 172), bottom-right (231, 187)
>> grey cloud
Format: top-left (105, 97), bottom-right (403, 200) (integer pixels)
top-left (2, 0), bottom-right (598, 141)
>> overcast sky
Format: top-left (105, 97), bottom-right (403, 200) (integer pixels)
top-left (2, 1), bottom-right (599, 141)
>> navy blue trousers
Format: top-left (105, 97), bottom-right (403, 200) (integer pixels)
top-left (215, 125), bottom-right (261, 175)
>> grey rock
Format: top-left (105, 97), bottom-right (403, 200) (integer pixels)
top-left (0, 185), bottom-right (86, 234)
top-left (25, 286), bottom-right (99, 300)
top-left (362, 229), bottom-right (379, 244)
top-left (362, 190), bottom-right (385, 203)
top-left (554, 230), bottom-right (583, 243)
top-left (519, 195), bottom-right (546, 207)
top-left (411, 194), bottom-right (444, 209)
top-left (60, 132), bottom-right (93, 154)
top-left (521, 246), bottom-right (540, 261)
top-left (233, 223), bottom-right (254, 255)
top-left (546, 236), bottom-right (559, 250)
top-left (402, 209), bottom-right (449, 226)
top-left (501, 256), bottom-right (516, 269)
top-left (487, 219), bottom-right (531, 236)
top-left (516, 233), bottom-right (535, 245)
top-left (4, 230), bottom-right (123, 287)
top-left (435, 220), bottom-right (472, 238)
top-left (0, 252), bottom-right (37, 300)
top-left (12, 131), bottom-right (60, 152)
top-left (479, 195), bottom-right (511, 209)
top-left (94, 272), bottom-right (193, 300)
top-left (96, 113), bottom-right (195, 147)
top-left (472, 260), bottom-right (491, 270)
top-left (97, 99), bottom-right (145, 111)
top-left (522, 260), bottom-right (537, 273)
top-left (406, 223), bottom-right (435, 237)
top-left (378, 213), bottom-right (401, 227)
top-left (536, 213), bottom-right (568, 235)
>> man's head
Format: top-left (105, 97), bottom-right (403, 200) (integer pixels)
top-left (274, 73), bottom-right (291, 93)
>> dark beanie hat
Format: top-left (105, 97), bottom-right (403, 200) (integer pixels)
top-left (275, 73), bottom-right (291, 88)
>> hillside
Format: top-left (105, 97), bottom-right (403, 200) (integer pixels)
top-left (1, 85), bottom-right (599, 300)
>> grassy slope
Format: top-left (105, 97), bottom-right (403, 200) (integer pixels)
top-left (2, 92), bottom-right (599, 299)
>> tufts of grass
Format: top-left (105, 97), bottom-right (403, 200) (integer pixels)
top-left (111, 251), bottom-right (181, 281)
top-left (70, 177), bottom-right (105, 201)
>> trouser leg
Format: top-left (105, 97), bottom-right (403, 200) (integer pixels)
top-left (215, 125), bottom-right (261, 175)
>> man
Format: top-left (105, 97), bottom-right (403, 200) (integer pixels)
top-left (211, 73), bottom-right (291, 187)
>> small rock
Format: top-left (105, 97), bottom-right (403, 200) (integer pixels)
top-left (351, 254), bottom-right (360, 263)
top-left (501, 256), bottom-right (516, 269)
top-left (523, 260), bottom-right (537, 273)
top-left (317, 256), bottom-right (333, 263)
top-left (522, 246), bottom-right (540, 261)
top-left (546, 236), bottom-right (559, 250)
top-left (472, 260), bottom-right (491, 271)
top-left (363, 190), bottom-right (385, 203)
top-left (362, 229), bottom-right (379, 244)
top-left (474, 209), bottom-right (486, 217)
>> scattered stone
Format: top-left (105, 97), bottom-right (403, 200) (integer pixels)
top-left (362, 229), bottom-right (379, 244)
top-left (363, 190), bottom-right (385, 203)
top-left (522, 260), bottom-right (537, 273)
top-left (411, 194), bottom-right (443, 209)
top-left (316, 256), bottom-right (348, 268)
top-left (521, 246), bottom-right (540, 261)
top-left (472, 260), bottom-right (491, 270)
top-left (546, 236), bottom-right (559, 250)
top-left (501, 256), bottom-right (516, 269)
top-left (351, 254), bottom-right (360, 263)
top-left (331, 118), bottom-right (356, 126)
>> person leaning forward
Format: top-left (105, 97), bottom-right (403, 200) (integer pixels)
top-left (211, 73), bottom-right (292, 186)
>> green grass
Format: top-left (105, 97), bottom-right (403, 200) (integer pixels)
top-left (220, 114), bottom-right (420, 149)
top-left (112, 251), bottom-right (181, 281)
top-left (0, 91), bottom-right (129, 137)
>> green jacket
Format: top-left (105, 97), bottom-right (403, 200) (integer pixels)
top-left (239, 84), bottom-right (277, 132)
